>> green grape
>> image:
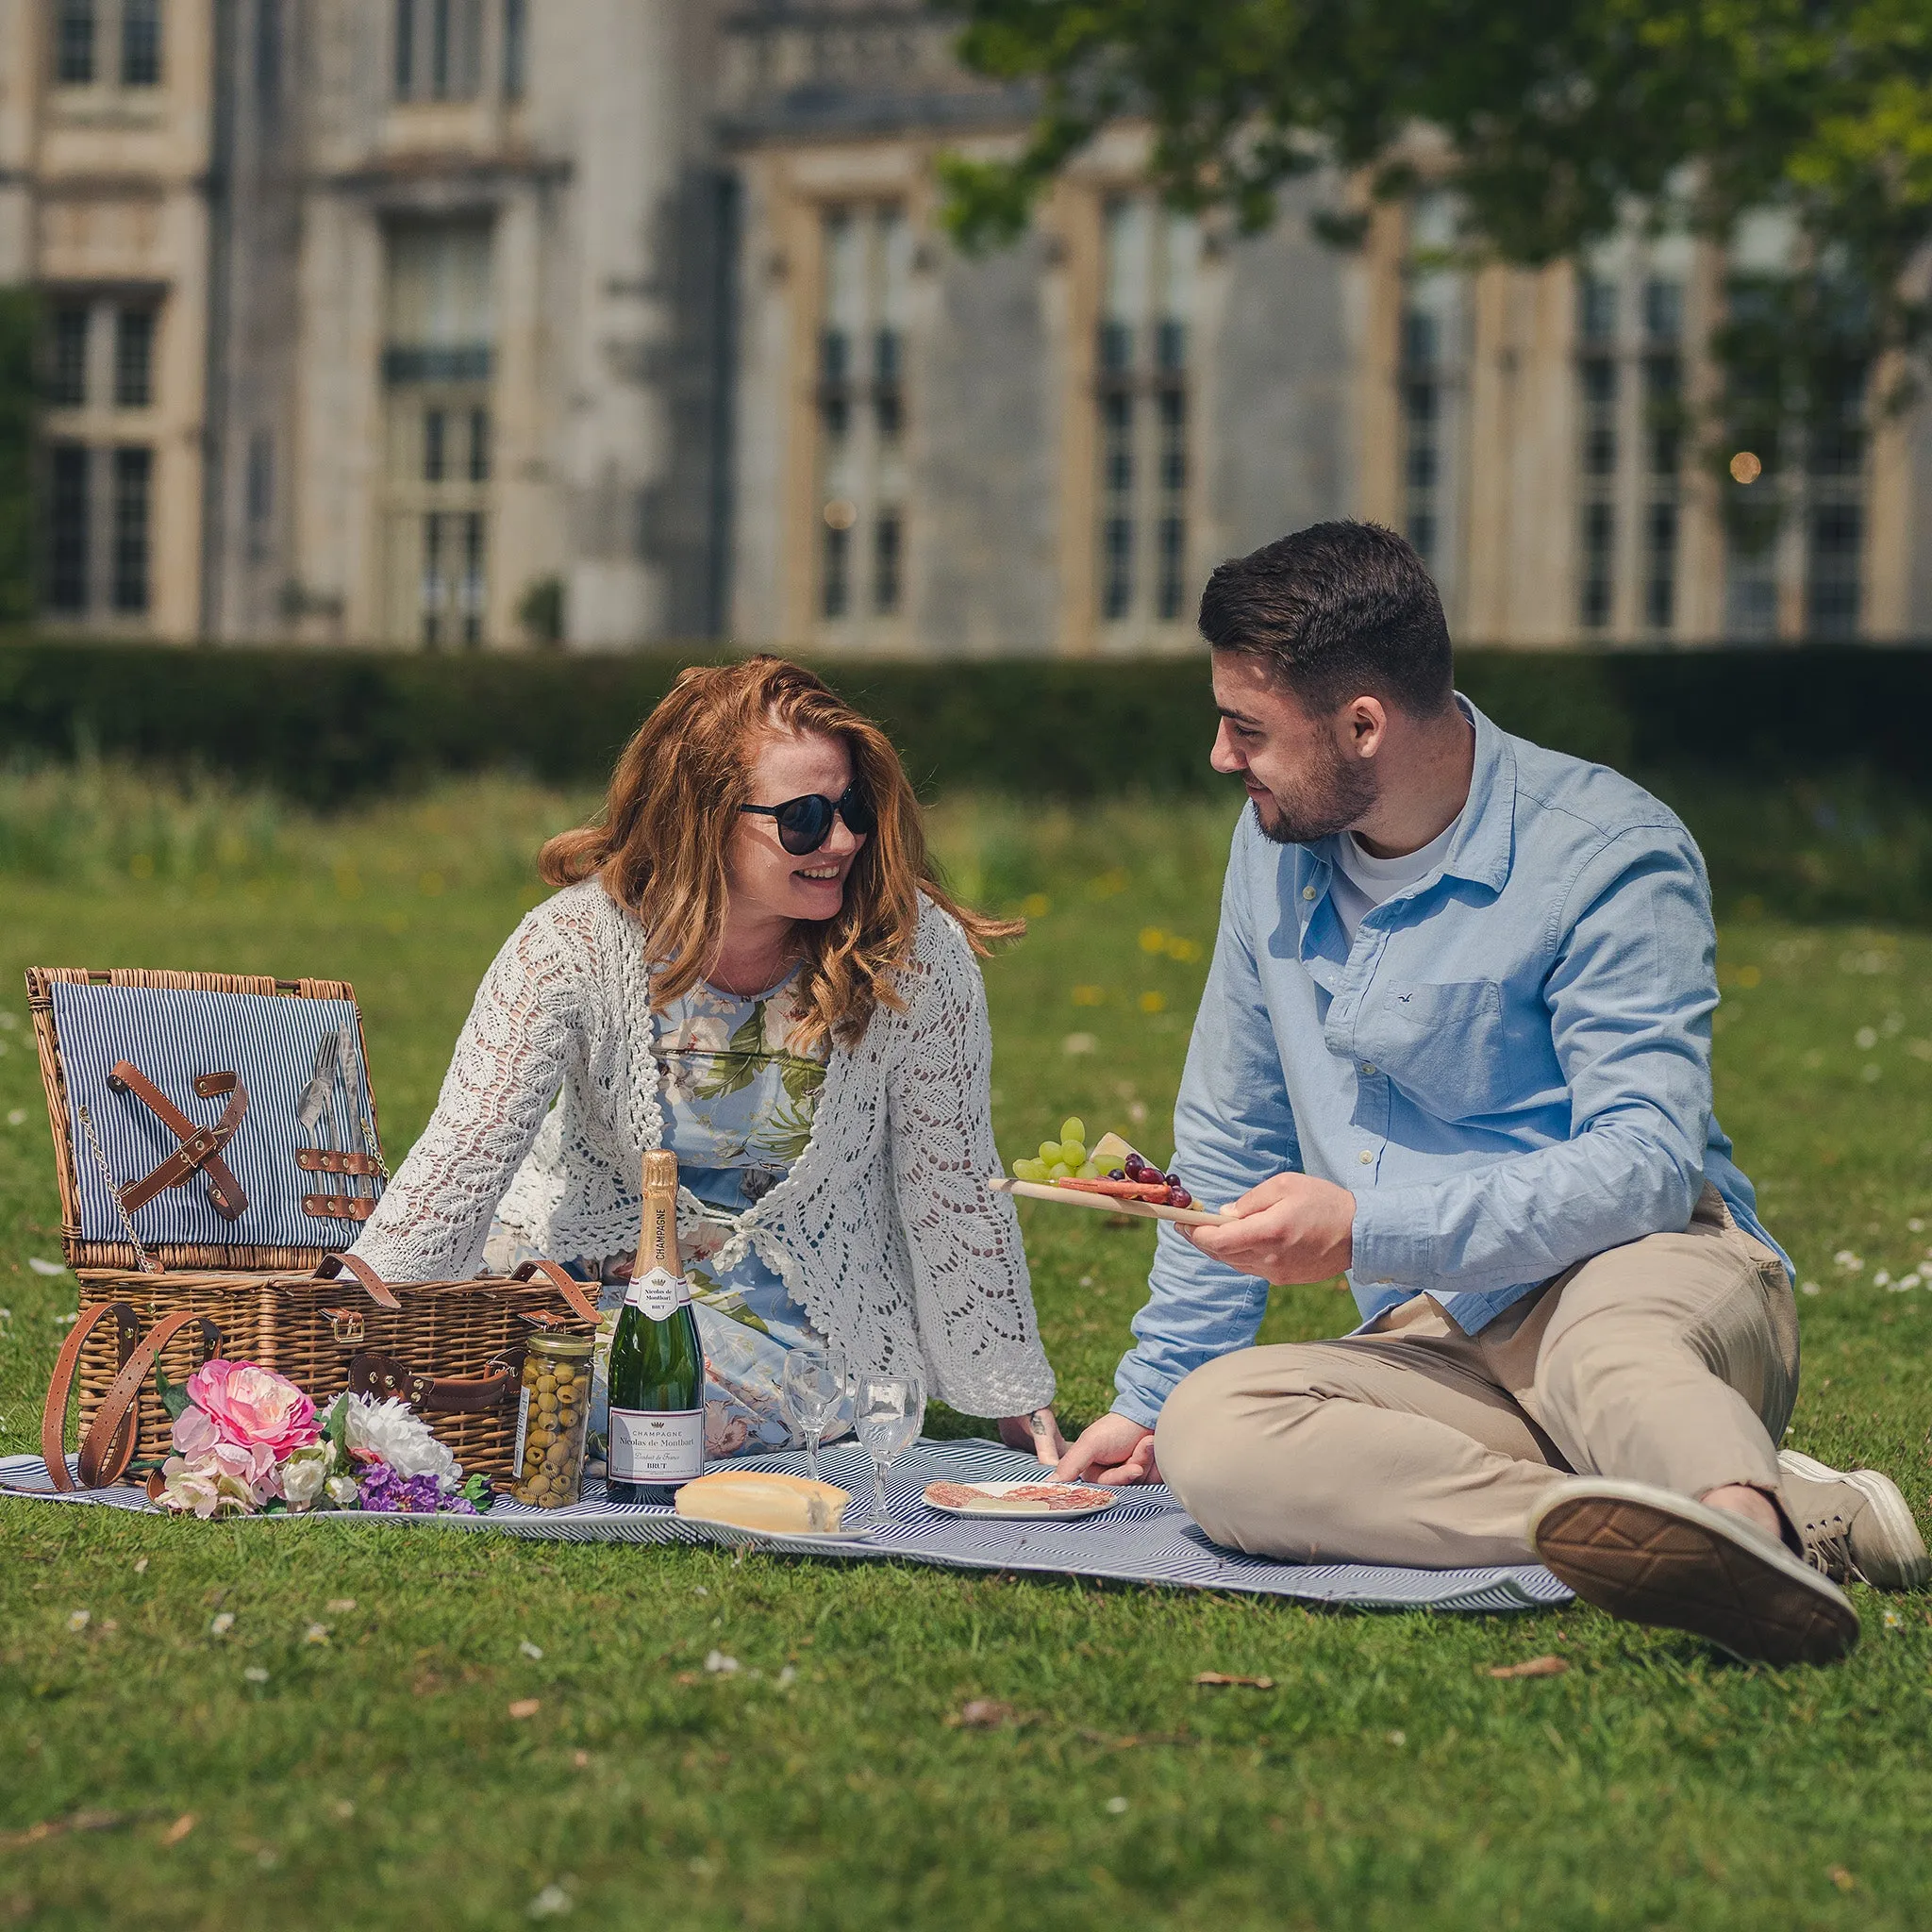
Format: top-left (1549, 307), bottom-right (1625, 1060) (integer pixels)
top-left (1076, 1161), bottom-right (1101, 1179)
top-left (1061, 1140), bottom-right (1087, 1166)
top-left (1038, 1140), bottom-right (1062, 1165)
top-left (1047, 1161), bottom-right (1073, 1179)
top-left (1013, 1158), bottom-right (1045, 1182)
top-left (1060, 1116), bottom-right (1087, 1146)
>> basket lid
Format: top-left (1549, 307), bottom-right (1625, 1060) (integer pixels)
top-left (26, 968), bottom-right (388, 1274)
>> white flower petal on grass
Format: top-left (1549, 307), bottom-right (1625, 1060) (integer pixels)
top-left (1855, 1026), bottom-right (1879, 1050)
top-left (209, 1612), bottom-right (235, 1638)
top-left (520, 1640), bottom-right (544, 1660)
top-left (528, 1887), bottom-right (574, 1920)
top-left (1908, 1219), bottom-right (1925, 1233)
top-left (303, 1623), bottom-right (330, 1645)
top-left (1899, 1274), bottom-right (1923, 1291)
top-left (27, 1257), bottom-right (66, 1276)
top-left (1800, 1281), bottom-right (1823, 1296)
top-left (1105, 1795), bottom-right (1129, 1815)
top-left (1874, 1271), bottom-right (1891, 1289)
top-left (1062, 1032), bottom-right (1097, 1056)
top-left (5, 1109), bottom-right (24, 1127)
top-left (703, 1650), bottom-right (740, 1675)
top-left (775, 1665), bottom-right (797, 1688)
top-left (1833, 1251), bottom-right (1863, 1272)
top-left (243, 1666), bottom-right (270, 1684)
top-left (66, 1609), bottom-right (90, 1632)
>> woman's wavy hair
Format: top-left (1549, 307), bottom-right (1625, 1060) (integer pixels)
top-left (539, 656), bottom-right (1020, 1049)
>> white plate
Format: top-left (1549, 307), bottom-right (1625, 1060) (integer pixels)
top-left (989, 1176), bottom-right (1231, 1228)
top-left (922, 1479), bottom-right (1120, 1521)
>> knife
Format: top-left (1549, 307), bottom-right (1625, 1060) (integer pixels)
top-left (297, 1030), bottom-right (340, 1204)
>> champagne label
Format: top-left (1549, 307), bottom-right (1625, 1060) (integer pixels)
top-left (625, 1264), bottom-right (690, 1320)
top-left (608, 1407), bottom-right (705, 1484)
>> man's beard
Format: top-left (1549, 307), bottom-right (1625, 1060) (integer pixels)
top-left (1248, 733), bottom-right (1378, 846)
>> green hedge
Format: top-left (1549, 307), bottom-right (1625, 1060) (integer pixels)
top-left (0, 638), bottom-right (1926, 807)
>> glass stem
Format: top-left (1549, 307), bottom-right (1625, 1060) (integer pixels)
top-left (872, 1459), bottom-right (889, 1523)
top-left (806, 1430), bottom-right (821, 1484)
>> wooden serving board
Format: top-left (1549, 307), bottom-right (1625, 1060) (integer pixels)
top-left (989, 1176), bottom-right (1233, 1228)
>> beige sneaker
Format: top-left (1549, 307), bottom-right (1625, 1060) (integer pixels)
top-left (1777, 1450), bottom-right (1931, 1591)
top-left (1529, 1478), bottom-right (1860, 1666)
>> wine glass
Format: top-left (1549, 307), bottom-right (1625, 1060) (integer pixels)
top-left (780, 1347), bottom-right (849, 1483)
top-left (853, 1368), bottom-right (925, 1524)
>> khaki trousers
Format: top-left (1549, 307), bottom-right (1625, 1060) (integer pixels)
top-left (1155, 1187), bottom-right (1800, 1568)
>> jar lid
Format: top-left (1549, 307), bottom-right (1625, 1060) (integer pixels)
top-left (526, 1331), bottom-right (594, 1358)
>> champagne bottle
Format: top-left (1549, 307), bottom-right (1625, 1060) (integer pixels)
top-left (605, 1150), bottom-right (706, 1505)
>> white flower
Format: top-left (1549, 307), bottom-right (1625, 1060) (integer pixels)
top-left (325, 1474), bottom-right (362, 1507)
top-left (1833, 1250), bottom-right (1863, 1272)
top-left (280, 1446), bottom-right (329, 1508)
top-left (1900, 1274), bottom-right (1924, 1291)
top-left (1874, 1270), bottom-right (1891, 1288)
top-left (330, 1393), bottom-right (461, 1489)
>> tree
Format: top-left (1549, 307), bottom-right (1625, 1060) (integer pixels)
top-left (939, 0), bottom-right (1932, 412)
top-left (0, 288), bottom-right (34, 627)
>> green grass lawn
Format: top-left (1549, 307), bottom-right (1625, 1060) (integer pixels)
top-left (2, 774), bottom-right (1929, 1931)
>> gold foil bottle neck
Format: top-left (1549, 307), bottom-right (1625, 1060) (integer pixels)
top-left (642, 1150), bottom-right (679, 1196)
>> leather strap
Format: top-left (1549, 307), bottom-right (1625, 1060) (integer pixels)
top-left (107, 1060), bottom-right (250, 1220)
top-left (295, 1150), bottom-right (382, 1175)
top-left (38, 1302), bottom-right (141, 1492)
top-left (347, 1351), bottom-right (516, 1414)
top-left (311, 1252), bottom-right (403, 1310)
top-left (304, 1194), bottom-right (378, 1221)
top-left (509, 1257), bottom-right (604, 1326)
top-left (76, 1311), bottom-right (222, 1489)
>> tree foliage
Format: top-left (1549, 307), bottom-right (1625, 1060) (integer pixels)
top-left (0, 288), bottom-right (35, 627)
top-left (939, 0), bottom-right (1932, 397)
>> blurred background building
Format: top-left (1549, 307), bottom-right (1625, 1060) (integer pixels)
top-left (2, 0), bottom-right (1928, 652)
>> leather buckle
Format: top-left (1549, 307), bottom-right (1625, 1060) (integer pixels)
top-left (326, 1307), bottom-right (366, 1346)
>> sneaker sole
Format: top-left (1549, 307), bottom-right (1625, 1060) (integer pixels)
top-left (1530, 1479), bottom-right (1860, 1666)
top-left (1777, 1450), bottom-right (1932, 1591)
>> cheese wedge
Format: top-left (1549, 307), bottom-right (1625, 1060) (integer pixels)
top-left (1090, 1131), bottom-right (1141, 1168)
top-left (673, 1470), bottom-right (850, 1534)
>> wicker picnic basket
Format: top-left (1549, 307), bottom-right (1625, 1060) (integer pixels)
top-left (27, 968), bottom-right (599, 1485)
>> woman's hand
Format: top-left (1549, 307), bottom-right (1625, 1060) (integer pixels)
top-left (998, 1408), bottom-right (1068, 1465)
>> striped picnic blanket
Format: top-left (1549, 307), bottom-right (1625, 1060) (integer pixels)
top-left (0, 1439), bottom-right (1569, 1613)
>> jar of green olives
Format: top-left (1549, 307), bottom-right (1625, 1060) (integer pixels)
top-left (513, 1332), bottom-right (594, 1508)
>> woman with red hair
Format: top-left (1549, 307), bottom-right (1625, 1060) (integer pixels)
top-left (351, 657), bottom-right (1061, 1463)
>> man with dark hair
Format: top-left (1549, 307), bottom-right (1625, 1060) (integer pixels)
top-left (1057, 520), bottom-right (1925, 1663)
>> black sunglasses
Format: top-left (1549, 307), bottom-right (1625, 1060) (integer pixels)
top-left (739, 782), bottom-right (877, 856)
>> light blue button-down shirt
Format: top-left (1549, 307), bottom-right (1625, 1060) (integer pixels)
top-left (1112, 698), bottom-right (1787, 1431)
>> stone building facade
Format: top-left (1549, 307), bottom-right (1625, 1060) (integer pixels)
top-left (3, 0), bottom-right (1928, 649)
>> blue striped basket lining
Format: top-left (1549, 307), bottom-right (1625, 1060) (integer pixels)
top-left (49, 982), bottom-right (379, 1254)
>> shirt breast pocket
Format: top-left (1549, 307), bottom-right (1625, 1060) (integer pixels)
top-left (1366, 979), bottom-right (1514, 1123)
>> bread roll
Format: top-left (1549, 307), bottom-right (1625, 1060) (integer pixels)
top-left (673, 1470), bottom-right (850, 1534)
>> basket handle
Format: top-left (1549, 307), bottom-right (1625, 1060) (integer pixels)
top-left (76, 1311), bottom-right (224, 1489)
top-left (311, 1252), bottom-right (404, 1310)
top-left (39, 1301), bottom-right (142, 1492)
top-left (508, 1258), bottom-right (604, 1326)
top-left (347, 1352), bottom-right (517, 1414)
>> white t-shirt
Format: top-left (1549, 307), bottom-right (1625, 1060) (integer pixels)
top-left (1327, 812), bottom-right (1463, 945)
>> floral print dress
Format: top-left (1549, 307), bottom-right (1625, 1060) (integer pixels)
top-left (486, 971), bottom-right (832, 1458)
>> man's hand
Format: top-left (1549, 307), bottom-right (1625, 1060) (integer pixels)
top-left (1187, 1171), bottom-right (1356, 1284)
top-left (1054, 1412), bottom-right (1159, 1486)
top-left (998, 1408), bottom-right (1068, 1465)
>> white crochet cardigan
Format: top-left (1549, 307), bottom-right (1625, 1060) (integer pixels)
top-left (350, 879), bottom-right (1054, 1418)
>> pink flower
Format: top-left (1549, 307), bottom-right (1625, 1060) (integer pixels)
top-left (157, 1440), bottom-right (280, 1517)
top-left (171, 1404), bottom-right (221, 1459)
top-left (185, 1359), bottom-right (319, 1459)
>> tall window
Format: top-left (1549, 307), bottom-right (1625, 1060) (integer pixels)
top-left (1573, 244), bottom-right (1689, 636)
top-left (1094, 195), bottom-right (1196, 632)
top-left (1398, 194), bottom-right (1466, 608)
top-left (394, 0), bottom-right (483, 102)
top-left (503, 0), bottom-right (527, 99)
top-left (41, 297), bottom-right (158, 621)
top-left (121, 0), bottom-right (161, 85)
top-left (383, 223), bottom-right (494, 645)
top-left (816, 204), bottom-right (910, 632)
top-left (55, 0), bottom-right (97, 84)
top-left (53, 3), bottom-right (163, 90)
